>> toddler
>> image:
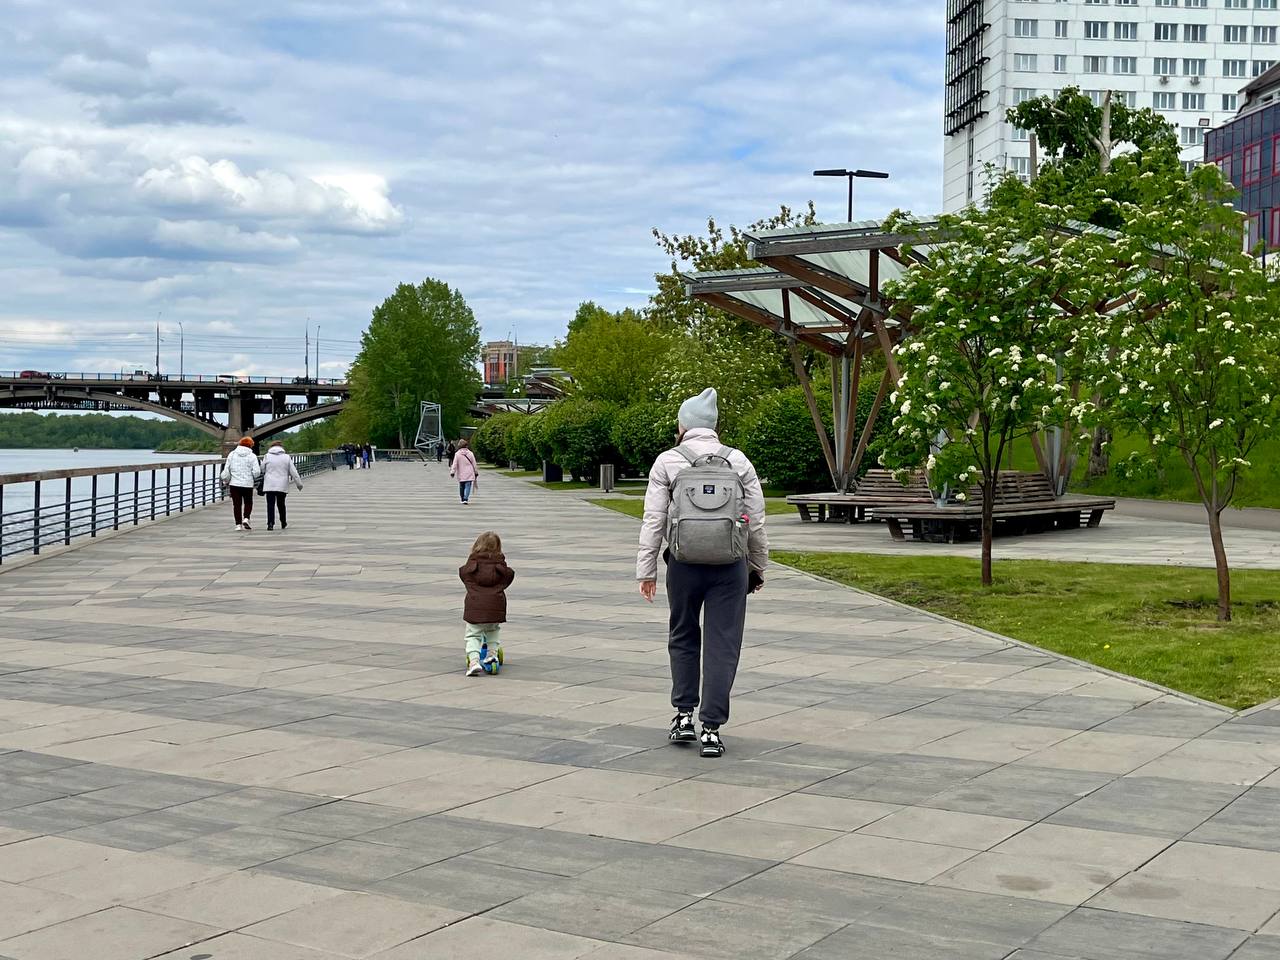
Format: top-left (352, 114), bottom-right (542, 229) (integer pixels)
top-left (459, 531), bottom-right (515, 676)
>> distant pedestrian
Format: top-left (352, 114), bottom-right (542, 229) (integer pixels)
top-left (436, 441), bottom-right (445, 463)
top-left (459, 531), bottom-right (515, 677)
top-left (261, 441), bottom-right (304, 531)
top-left (450, 439), bottom-right (478, 504)
top-left (636, 388), bottom-right (768, 758)
top-left (343, 443), bottom-right (355, 470)
top-left (362, 443), bottom-right (372, 469)
top-left (446, 441), bottom-right (456, 463)
top-left (221, 437), bottom-right (262, 532)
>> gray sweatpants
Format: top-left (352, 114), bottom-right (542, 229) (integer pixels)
top-left (665, 557), bottom-right (749, 727)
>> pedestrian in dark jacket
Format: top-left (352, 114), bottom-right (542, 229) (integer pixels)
top-left (459, 531), bottom-right (515, 676)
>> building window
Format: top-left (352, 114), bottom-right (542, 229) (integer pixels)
top-left (1015, 53), bottom-right (1038, 71)
top-left (1114, 56), bottom-right (1138, 74)
top-left (1182, 126), bottom-right (1205, 146)
top-left (1244, 143), bottom-right (1262, 183)
top-left (1115, 0), bottom-right (1136, 4)
top-left (1154, 0), bottom-right (1176, 5)
top-left (1184, 24), bottom-right (1207, 42)
top-left (1185, 0), bottom-right (1207, 7)
top-left (1085, 89), bottom-right (1107, 106)
top-left (1225, 0), bottom-right (1247, 8)
top-left (1255, 26), bottom-right (1278, 44)
top-left (1015, 18), bottom-right (1039, 36)
top-left (1009, 157), bottom-right (1032, 181)
top-left (1274, 136), bottom-right (1280, 174)
top-left (1085, 56), bottom-right (1108, 73)
top-left (1054, 54), bottom-right (1069, 71)
top-left (1085, 21), bottom-right (1109, 38)
top-left (1154, 91), bottom-right (1177, 109)
top-left (1083, 0), bottom-right (1109, 4)
top-left (1117, 90), bottom-right (1137, 107)
top-left (1182, 92), bottom-right (1206, 109)
top-left (1224, 59), bottom-right (1248, 77)
top-left (1114, 22), bottom-right (1139, 40)
top-left (1182, 161), bottom-right (1200, 176)
top-left (1223, 93), bottom-right (1239, 110)
top-left (1154, 57), bottom-right (1177, 75)
top-left (1184, 59), bottom-right (1206, 76)
top-left (967, 170), bottom-right (974, 202)
top-left (1154, 23), bottom-right (1177, 41)
top-left (1012, 125), bottom-right (1029, 141)
top-left (1255, 60), bottom-right (1277, 76)
top-left (1224, 25), bottom-right (1248, 43)
top-left (1055, 19), bottom-right (1069, 37)
top-left (1012, 87), bottom-right (1038, 105)
top-left (1257, 0), bottom-right (1278, 9)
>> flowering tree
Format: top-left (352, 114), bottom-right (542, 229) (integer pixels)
top-left (1079, 164), bottom-right (1280, 621)
top-left (880, 204), bottom-right (1094, 586)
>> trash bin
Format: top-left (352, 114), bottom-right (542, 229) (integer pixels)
top-left (599, 463), bottom-right (615, 492)
top-left (542, 461), bottom-right (563, 483)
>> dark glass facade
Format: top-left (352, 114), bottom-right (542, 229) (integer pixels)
top-left (945, 0), bottom-right (989, 137)
top-left (1204, 101), bottom-right (1280, 249)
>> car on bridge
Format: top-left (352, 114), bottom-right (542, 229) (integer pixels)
top-left (18, 369), bottom-right (50, 379)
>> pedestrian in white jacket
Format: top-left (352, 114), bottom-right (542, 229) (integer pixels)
top-left (220, 437), bottom-right (262, 531)
top-left (260, 442), bottom-right (303, 531)
top-left (636, 387), bottom-right (768, 758)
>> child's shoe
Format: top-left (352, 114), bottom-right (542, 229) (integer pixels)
top-left (466, 656), bottom-right (483, 677)
top-left (482, 652), bottom-right (500, 675)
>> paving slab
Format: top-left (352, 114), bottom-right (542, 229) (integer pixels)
top-left (0, 465), bottom-right (1270, 958)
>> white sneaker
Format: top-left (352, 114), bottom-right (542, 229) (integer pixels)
top-left (466, 658), bottom-right (483, 677)
top-left (233, 524), bottom-right (243, 531)
top-left (241, 520), bottom-right (252, 531)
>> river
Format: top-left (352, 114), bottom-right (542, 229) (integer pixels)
top-left (0, 449), bottom-right (224, 558)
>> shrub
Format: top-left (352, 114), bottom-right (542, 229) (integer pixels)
top-left (507, 414), bottom-right (546, 471)
top-left (472, 412), bottom-right (523, 465)
top-left (611, 400), bottom-right (678, 476)
top-left (539, 398), bottom-right (617, 480)
top-left (742, 381), bottom-right (892, 492)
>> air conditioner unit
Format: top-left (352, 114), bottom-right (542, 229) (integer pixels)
top-left (1190, 76), bottom-right (1201, 86)
top-left (1159, 75), bottom-right (1170, 85)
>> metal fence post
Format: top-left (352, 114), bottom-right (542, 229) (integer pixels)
top-left (150, 469), bottom-right (156, 521)
top-left (114, 472), bottom-right (120, 531)
top-left (0, 484), bottom-right (5, 562)
top-left (64, 476), bottom-right (72, 545)
top-left (166, 467), bottom-right (173, 515)
top-left (133, 471), bottom-right (139, 525)
top-left (33, 480), bottom-right (40, 555)
top-left (91, 474), bottom-right (98, 538)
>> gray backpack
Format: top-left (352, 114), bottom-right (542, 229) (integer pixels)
top-left (666, 444), bottom-right (749, 565)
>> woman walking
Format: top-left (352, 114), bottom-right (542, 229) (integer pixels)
top-left (221, 437), bottom-right (262, 531)
top-left (450, 439), bottom-right (479, 504)
top-left (261, 441), bottom-right (304, 531)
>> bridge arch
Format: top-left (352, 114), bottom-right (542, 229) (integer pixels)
top-left (0, 388), bottom-right (225, 438)
top-left (252, 400), bottom-right (346, 441)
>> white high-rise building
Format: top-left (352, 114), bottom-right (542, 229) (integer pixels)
top-left (944, 0), bottom-right (1280, 211)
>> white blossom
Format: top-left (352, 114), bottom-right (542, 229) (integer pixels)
top-left (1209, 418), bottom-right (1224, 429)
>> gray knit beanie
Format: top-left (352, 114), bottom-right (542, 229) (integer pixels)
top-left (677, 388), bottom-right (719, 431)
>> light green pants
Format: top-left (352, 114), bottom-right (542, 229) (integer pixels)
top-left (465, 623), bottom-right (502, 660)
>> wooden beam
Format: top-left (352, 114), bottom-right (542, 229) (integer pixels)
top-left (759, 256), bottom-right (875, 305)
top-left (697, 292), bottom-right (842, 357)
top-left (789, 341), bottom-right (839, 488)
top-left (791, 286), bottom-right (860, 327)
top-left (747, 224), bottom-right (945, 259)
top-left (841, 335), bottom-right (864, 482)
top-left (872, 316), bottom-right (902, 383)
top-left (851, 366), bottom-right (891, 479)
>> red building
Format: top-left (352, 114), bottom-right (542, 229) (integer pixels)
top-left (483, 341), bottom-right (517, 386)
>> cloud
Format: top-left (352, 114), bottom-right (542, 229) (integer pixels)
top-left (136, 157), bottom-right (404, 233)
top-left (48, 48), bottom-right (241, 126)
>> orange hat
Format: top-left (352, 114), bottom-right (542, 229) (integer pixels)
top-left (238, 437), bottom-right (255, 447)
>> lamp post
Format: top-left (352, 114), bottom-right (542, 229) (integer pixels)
top-left (315, 325), bottom-right (320, 381)
top-left (178, 321), bottom-right (184, 380)
top-left (813, 168), bottom-right (890, 222)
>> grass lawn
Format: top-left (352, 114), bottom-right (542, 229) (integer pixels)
top-left (591, 498), bottom-right (797, 519)
top-left (500, 469), bottom-right (540, 478)
top-left (773, 551), bottom-right (1280, 710)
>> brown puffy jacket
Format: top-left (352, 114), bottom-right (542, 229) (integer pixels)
top-left (459, 551), bottom-right (515, 624)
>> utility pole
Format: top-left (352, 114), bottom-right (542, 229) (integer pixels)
top-left (315, 325), bottom-right (320, 380)
top-left (178, 321), bottom-right (184, 380)
top-left (305, 320), bottom-right (310, 381)
top-left (155, 318), bottom-right (161, 376)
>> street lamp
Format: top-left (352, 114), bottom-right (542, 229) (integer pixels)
top-left (813, 168), bottom-right (890, 222)
top-left (178, 321), bottom-right (184, 380)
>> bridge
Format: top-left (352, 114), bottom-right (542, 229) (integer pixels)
top-left (0, 370), bottom-right (348, 445)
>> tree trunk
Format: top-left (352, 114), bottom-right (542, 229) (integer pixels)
top-left (981, 478), bottom-right (995, 587)
top-left (1088, 426), bottom-right (1111, 478)
top-left (1206, 509), bottom-right (1232, 622)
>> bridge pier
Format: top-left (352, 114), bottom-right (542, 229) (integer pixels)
top-left (223, 390), bottom-right (257, 451)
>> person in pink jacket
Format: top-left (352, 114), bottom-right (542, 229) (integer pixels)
top-left (636, 388), bottom-right (768, 758)
top-left (450, 439), bottom-right (479, 504)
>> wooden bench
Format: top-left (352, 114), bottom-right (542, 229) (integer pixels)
top-left (787, 469), bottom-right (934, 523)
top-left (872, 471), bottom-right (1116, 542)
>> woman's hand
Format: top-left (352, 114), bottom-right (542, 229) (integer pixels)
top-left (639, 580), bottom-right (657, 602)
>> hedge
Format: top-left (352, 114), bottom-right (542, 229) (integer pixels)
top-left (471, 412), bottom-right (524, 465)
top-left (539, 398), bottom-right (618, 480)
top-left (611, 400), bottom-right (678, 476)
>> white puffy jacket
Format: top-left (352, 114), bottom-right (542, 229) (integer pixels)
top-left (261, 445), bottom-right (303, 493)
top-left (221, 445), bottom-right (262, 488)
top-left (636, 427), bottom-right (768, 581)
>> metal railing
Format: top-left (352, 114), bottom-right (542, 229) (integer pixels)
top-left (1, 371), bottom-right (347, 386)
top-left (0, 450), bottom-right (355, 563)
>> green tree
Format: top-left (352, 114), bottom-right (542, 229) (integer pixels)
top-left (1078, 164), bottom-right (1280, 621)
top-left (507, 414), bottom-right (546, 471)
top-left (472, 412), bottom-right (525, 465)
top-left (879, 206), bottom-right (1094, 587)
top-left (347, 279), bottom-right (481, 447)
top-left (611, 400), bottom-right (678, 475)
top-left (552, 303), bottom-right (671, 405)
top-left (539, 398), bottom-right (617, 480)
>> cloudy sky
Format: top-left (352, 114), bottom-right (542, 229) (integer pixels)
top-left (0, 0), bottom-right (943, 379)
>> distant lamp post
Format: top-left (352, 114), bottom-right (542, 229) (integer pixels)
top-left (813, 168), bottom-right (890, 222)
top-left (178, 321), bottom-right (184, 380)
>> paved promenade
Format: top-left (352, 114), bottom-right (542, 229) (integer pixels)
top-left (0, 465), bottom-right (1278, 960)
